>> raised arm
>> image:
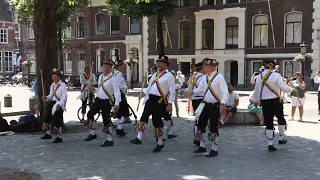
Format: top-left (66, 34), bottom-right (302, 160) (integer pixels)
top-left (277, 74), bottom-right (293, 94)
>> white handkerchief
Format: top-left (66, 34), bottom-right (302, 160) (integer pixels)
top-left (195, 102), bottom-right (205, 119)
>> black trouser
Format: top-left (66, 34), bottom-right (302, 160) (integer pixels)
top-left (261, 98), bottom-right (286, 130)
top-left (192, 99), bottom-right (203, 126)
top-left (115, 92), bottom-right (130, 119)
top-left (163, 111), bottom-right (173, 127)
top-left (81, 91), bottom-right (94, 114)
top-left (197, 102), bottom-right (220, 134)
top-left (44, 101), bottom-right (64, 128)
top-left (87, 98), bottom-right (111, 127)
top-left (140, 94), bottom-right (165, 128)
top-left (318, 92), bottom-right (320, 112)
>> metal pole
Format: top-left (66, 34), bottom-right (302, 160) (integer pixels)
top-left (267, 0), bottom-right (276, 47)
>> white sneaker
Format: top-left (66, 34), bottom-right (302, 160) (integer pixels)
top-left (299, 117), bottom-right (303, 122)
top-left (219, 118), bottom-right (225, 125)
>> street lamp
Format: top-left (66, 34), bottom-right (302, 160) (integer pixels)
top-left (300, 42), bottom-right (308, 78)
top-left (126, 50), bottom-right (138, 89)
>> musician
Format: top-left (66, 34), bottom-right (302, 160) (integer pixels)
top-left (193, 58), bottom-right (228, 157)
top-left (79, 65), bottom-right (97, 122)
top-left (130, 55), bottom-right (176, 153)
top-left (288, 72), bottom-right (305, 121)
top-left (188, 62), bottom-right (205, 146)
top-left (113, 59), bottom-right (130, 136)
top-left (83, 59), bottom-right (121, 147)
top-left (147, 66), bottom-right (157, 85)
top-left (252, 60), bottom-right (294, 152)
top-left (41, 68), bottom-right (68, 143)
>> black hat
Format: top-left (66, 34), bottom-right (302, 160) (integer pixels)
top-left (194, 62), bottom-right (203, 71)
top-left (102, 58), bottom-right (113, 66)
top-left (202, 58), bottom-right (219, 66)
top-left (113, 59), bottom-right (125, 68)
top-left (156, 55), bottom-right (170, 65)
top-left (51, 68), bottom-right (63, 77)
top-left (263, 60), bottom-right (276, 69)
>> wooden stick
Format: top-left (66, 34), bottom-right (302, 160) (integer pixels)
top-left (40, 70), bottom-right (45, 99)
top-left (137, 72), bottom-right (147, 112)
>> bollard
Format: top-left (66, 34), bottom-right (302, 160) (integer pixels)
top-left (29, 96), bottom-right (35, 113)
top-left (4, 94), bottom-right (12, 108)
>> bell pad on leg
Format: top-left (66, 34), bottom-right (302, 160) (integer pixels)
top-left (135, 121), bottom-right (147, 132)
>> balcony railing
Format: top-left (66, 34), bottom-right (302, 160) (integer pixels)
top-left (196, 48), bottom-right (245, 57)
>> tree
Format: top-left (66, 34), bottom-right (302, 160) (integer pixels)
top-left (104, 0), bottom-right (176, 57)
top-left (12, 0), bottom-right (88, 71)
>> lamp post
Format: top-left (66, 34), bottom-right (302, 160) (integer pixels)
top-left (300, 42), bottom-right (308, 79)
top-left (127, 50), bottom-right (138, 89)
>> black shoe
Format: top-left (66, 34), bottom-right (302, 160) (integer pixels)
top-left (152, 144), bottom-right (164, 153)
top-left (80, 118), bottom-right (85, 123)
top-left (168, 134), bottom-right (178, 139)
top-left (193, 147), bottom-right (206, 153)
top-left (84, 134), bottom-right (97, 141)
top-left (41, 134), bottom-right (52, 140)
top-left (278, 139), bottom-right (287, 145)
top-left (130, 138), bottom-right (142, 145)
top-left (116, 129), bottom-right (126, 137)
top-left (206, 150), bottom-right (218, 157)
top-left (268, 145), bottom-right (277, 152)
top-left (52, 137), bottom-right (63, 143)
top-left (193, 139), bottom-right (200, 146)
top-left (100, 140), bottom-right (114, 147)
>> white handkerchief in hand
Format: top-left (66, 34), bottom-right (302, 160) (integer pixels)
top-left (52, 103), bottom-right (58, 116)
top-left (195, 102), bottom-right (205, 119)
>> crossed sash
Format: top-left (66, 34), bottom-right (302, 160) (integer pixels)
top-left (99, 75), bottom-right (114, 104)
top-left (150, 71), bottom-right (168, 104)
top-left (193, 74), bottom-right (204, 89)
top-left (52, 84), bottom-right (61, 101)
top-left (260, 71), bottom-right (282, 103)
top-left (204, 72), bottom-right (221, 103)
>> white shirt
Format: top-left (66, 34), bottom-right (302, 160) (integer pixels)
top-left (144, 69), bottom-right (176, 104)
top-left (194, 72), bottom-right (229, 104)
top-left (253, 70), bottom-right (293, 102)
top-left (113, 70), bottom-right (127, 93)
top-left (192, 72), bottom-right (205, 100)
top-left (97, 73), bottom-right (121, 105)
top-left (176, 74), bottom-right (185, 87)
top-left (314, 75), bottom-right (320, 91)
top-left (80, 73), bottom-right (97, 91)
top-left (226, 91), bottom-right (239, 107)
top-left (46, 80), bottom-right (68, 109)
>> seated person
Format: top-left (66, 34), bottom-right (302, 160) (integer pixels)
top-left (248, 91), bottom-right (264, 126)
top-left (220, 84), bottom-right (239, 124)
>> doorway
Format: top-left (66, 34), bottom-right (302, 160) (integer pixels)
top-left (180, 62), bottom-right (191, 77)
top-left (230, 61), bottom-right (238, 87)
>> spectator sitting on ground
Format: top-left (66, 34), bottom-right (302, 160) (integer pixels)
top-left (220, 84), bottom-right (239, 125)
top-left (248, 90), bottom-right (264, 126)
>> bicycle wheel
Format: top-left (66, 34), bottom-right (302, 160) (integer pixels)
top-left (77, 104), bottom-right (100, 122)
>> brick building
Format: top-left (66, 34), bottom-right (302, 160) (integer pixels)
top-left (312, 0), bottom-right (320, 79)
top-left (0, 0), bottom-right (20, 74)
top-left (146, 0), bottom-right (314, 88)
top-left (20, 0), bottom-right (146, 85)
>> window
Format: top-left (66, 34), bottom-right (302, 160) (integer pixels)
top-left (203, 0), bottom-right (214, 6)
top-left (76, 17), bottom-right (85, 38)
top-left (96, 49), bottom-right (106, 72)
top-left (65, 27), bottom-right (72, 39)
top-left (317, 30), bottom-right (320, 39)
top-left (179, 0), bottom-right (190, 7)
top-left (226, 17), bottom-right (239, 49)
top-left (130, 18), bottom-right (140, 34)
top-left (202, 19), bottom-right (214, 49)
top-left (28, 53), bottom-right (36, 74)
top-left (76, 52), bottom-right (85, 74)
top-left (252, 61), bottom-right (263, 74)
top-left (96, 13), bottom-right (105, 36)
top-left (156, 21), bottom-right (168, 50)
top-left (285, 12), bottom-right (302, 47)
top-left (110, 48), bottom-right (120, 62)
top-left (179, 20), bottom-right (191, 49)
top-left (28, 22), bottom-right (34, 40)
top-left (0, 52), bottom-right (2, 72)
top-left (0, 29), bottom-right (8, 43)
top-left (111, 16), bottom-right (120, 35)
top-left (226, 0), bottom-right (239, 4)
top-left (253, 15), bottom-right (268, 47)
top-left (64, 52), bottom-right (72, 74)
top-left (284, 61), bottom-right (301, 78)
top-left (4, 51), bottom-right (13, 72)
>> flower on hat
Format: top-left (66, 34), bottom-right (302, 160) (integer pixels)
top-left (161, 56), bottom-right (165, 60)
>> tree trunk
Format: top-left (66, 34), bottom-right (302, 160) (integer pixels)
top-left (34, 0), bottom-right (58, 123)
top-left (157, 14), bottom-right (165, 57)
top-left (57, 26), bottom-right (64, 71)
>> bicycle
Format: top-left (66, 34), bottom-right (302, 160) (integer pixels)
top-left (177, 87), bottom-right (188, 102)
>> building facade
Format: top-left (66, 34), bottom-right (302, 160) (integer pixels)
top-left (312, 0), bottom-right (320, 80)
top-left (20, 0), bottom-right (145, 84)
top-left (146, 0), bottom-right (314, 88)
top-left (0, 0), bottom-right (20, 74)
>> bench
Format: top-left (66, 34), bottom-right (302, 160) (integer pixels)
top-left (224, 108), bottom-right (260, 125)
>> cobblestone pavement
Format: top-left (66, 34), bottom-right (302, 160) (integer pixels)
top-left (0, 87), bottom-right (320, 180)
